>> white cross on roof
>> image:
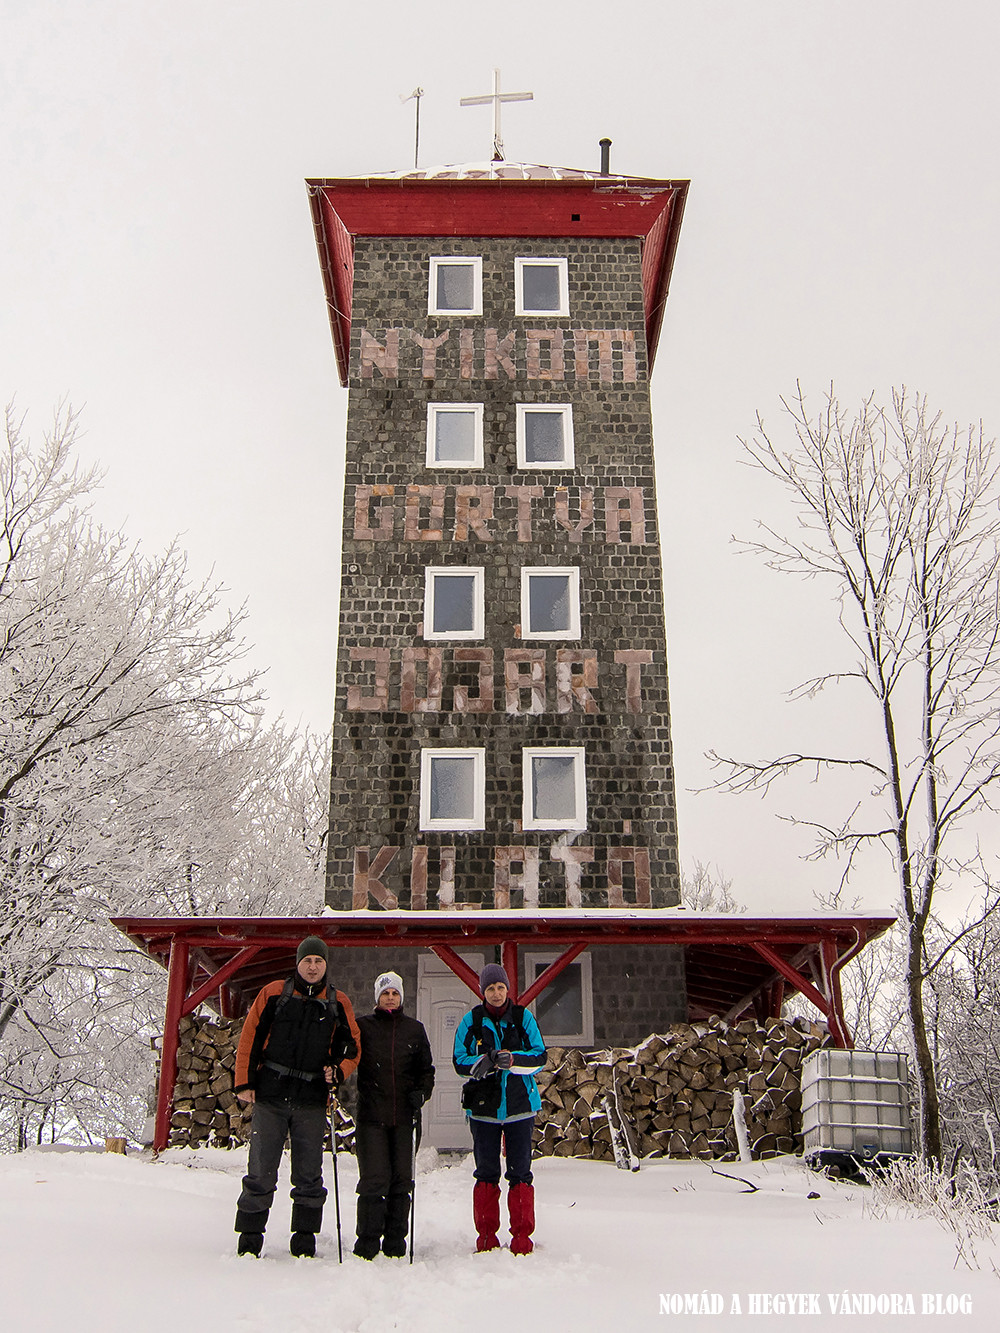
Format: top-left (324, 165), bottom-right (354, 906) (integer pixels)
top-left (460, 69), bottom-right (533, 163)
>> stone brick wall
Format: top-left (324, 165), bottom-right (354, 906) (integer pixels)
top-left (326, 234), bottom-right (681, 918)
top-left (590, 945), bottom-right (687, 1046)
top-left (323, 943), bottom-right (687, 1055)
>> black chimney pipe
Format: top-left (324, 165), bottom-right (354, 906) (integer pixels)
top-left (599, 138), bottom-right (612, 175)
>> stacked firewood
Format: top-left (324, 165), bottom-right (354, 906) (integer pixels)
top-left (533, 1016), bottom-right (828, 1163)
top-left (167, 1012), bottom-right (355, 1151)
top-left (168, 1014), bottom-right (251, 1148)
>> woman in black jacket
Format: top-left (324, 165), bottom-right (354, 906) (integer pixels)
top-left (353, 970), bottom-right (435, 1258)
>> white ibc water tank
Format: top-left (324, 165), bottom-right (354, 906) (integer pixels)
top-left (800, 1048), bottom-right (913, 1164)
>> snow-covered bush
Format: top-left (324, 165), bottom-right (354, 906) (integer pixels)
top-left (861, 1154), bottom-right (997, 1271)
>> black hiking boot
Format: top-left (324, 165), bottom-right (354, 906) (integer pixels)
top-left (235, 1207), bottom-right (267, 1257)
top-left (382, 1193), bottom-right (410, 1257)
top-left (290, 1231), bottom-right (316, 1257)
top-left (354, 1194), bottom-right (386, 1260)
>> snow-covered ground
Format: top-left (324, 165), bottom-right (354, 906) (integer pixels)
top-left (2, 1145), bottom-right (997, 1331)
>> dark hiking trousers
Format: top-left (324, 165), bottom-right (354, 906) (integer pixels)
top-left (236, 1099), bottom-right (328, 1227)
top-left (470, 1115), bottom-right (535, 1186)
top-left (355, 1122), bottom-right (415, 1199)
top-left (355, 1122), bottom-right (415, 1255)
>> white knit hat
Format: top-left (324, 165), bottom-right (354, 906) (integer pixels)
top-left (374, 971), bottom-right (404, 1004)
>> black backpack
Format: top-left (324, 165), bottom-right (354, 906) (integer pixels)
top-left (460, 1004), bottom-right (529, 1116)
top-left (274, 977), bottom-right (358, 1066)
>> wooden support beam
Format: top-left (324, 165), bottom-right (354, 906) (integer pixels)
top-left (519, 941), bottom-right (588, 1008)
top-left (182, 946), bottom-right (263, 1017)
top-left (430, 945), bottom-right (481, 995)
top-left (502, 941), bottom-right (519, 1001)
top-left (154, 939), bottom-right (189, 1153)
top-left (749, 941), bottom-right (835, 1025)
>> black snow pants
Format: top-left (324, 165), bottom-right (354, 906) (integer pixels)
top-left (235, 1098), bottom-right (328, 1235)
top-left (354, 1121), bottom-right (415, 1253)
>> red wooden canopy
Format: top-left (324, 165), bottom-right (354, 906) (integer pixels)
top-left (306, 165), bottom-right (689, 387)
top-left (111, 909), bottom-right (894, 1152)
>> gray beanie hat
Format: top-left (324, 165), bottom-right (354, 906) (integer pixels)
top-left (296, 935), bottom-right (329, 964)
top-left (479, 963), bottom-right (510, 994)
top-left (374, 971), bottom-right (404, 1004)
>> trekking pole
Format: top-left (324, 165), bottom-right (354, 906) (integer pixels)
top-left (328, 1095), bottom-right (343, 1263)
top-left (409, 1108), bottom-right (423, 1265)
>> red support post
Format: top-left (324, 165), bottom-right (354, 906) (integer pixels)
top-left (502, 940), bottom-right (519, 1002)
top-left (181, 946), bottom-right (262, 1017)
top-left (153, 938), bottom-right (189, 1153)
top-left (430, 945), bottom-right (482, 995)
top-left (519, 942), bottom-right (588, 1008)
top-left (750, 941), bottom-right (835, 1026)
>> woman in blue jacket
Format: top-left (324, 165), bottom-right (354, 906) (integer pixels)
top-left (452, 963), bottom-right (546, 1254)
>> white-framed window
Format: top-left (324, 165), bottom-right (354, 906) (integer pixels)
top-left (515, 403), bottom-right (574, 469)
top-left (522, 746), bottom-right (587, 831)
top-left (520, 566), bottom-right (581, 640)
top-left (525, 951), bottom-right (594, 1046)
top-left (424, 566), bottom-right (484, 640)
top-left (420, 748), bottom-right (486, 831)
top-left (515, 256), bottom-right (569, 317)
top-left (429, 256), bottom-right (483, 316)
top-left (426, 403), bottom-right (484, 467)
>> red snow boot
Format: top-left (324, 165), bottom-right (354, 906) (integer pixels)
top-left (508, 1182), bottom-right (535, 1255)
top-left (473, 1181), bottom-right (501, 1252)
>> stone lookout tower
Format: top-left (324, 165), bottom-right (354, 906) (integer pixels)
top-left (120, 143), bottom-right (889, 1157)
top-left (308, 155), bottom-right (688, 921)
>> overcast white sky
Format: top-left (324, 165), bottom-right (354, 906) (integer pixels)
top-left (2, 1), bottom-right (998, 914)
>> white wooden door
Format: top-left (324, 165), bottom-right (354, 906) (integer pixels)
top-left (417, 951), bottom-right (483, 1150)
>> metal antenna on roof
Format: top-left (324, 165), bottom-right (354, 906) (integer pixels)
top-left (460, 69), bottom-right (533, 162)
top-left (400, 87), bottom-right (424, 169)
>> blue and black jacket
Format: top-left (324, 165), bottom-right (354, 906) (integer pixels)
top-left (453, 1002), bottom-right (546, 1124)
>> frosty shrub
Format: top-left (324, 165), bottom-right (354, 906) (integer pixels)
top-left (861, 1155), bottom-right (998, 1271)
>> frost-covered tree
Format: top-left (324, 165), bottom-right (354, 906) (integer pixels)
top-left (708, 387), bottom-right (1000, 1161)
top-left (923, 884), bottom-right (1000, 1193)
top-left (680, 861), bottom-right (744, 913)
top-left (0, 404), bottom-right (331, 1147)
top-left (1, 404), bottom-right (258, 1045)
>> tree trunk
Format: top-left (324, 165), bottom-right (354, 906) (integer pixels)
top-left (906, 924), bottom-right (942, 1161)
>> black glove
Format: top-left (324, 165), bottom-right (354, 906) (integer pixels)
top-left (471, 1050), bottom-right (513, 1078)
top-left (408, 1090), bottom-right (425, 1112)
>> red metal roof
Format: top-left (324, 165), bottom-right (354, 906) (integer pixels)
top-left (112, 910), bottom-right (894, 1022)
top-left (306, 168), bottom-right (689, 387)
top-left (119, 909), bottom-right (895, 1151)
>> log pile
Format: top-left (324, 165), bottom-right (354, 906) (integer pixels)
top-left (167, 1012), bottom-right (355, 1151)
top-left (168, 1014), bottom-right (251, 1149)
top-left (533, 1016), bottom-right (828, 1163)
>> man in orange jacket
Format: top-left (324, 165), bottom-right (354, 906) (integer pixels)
top-left (233, 936), bottom-right (361, 1257)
